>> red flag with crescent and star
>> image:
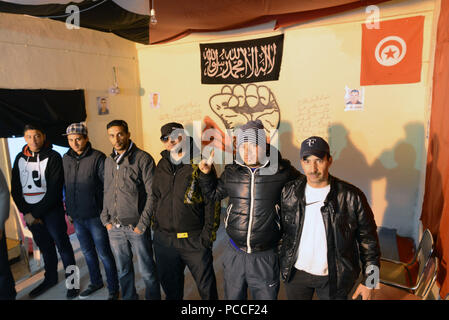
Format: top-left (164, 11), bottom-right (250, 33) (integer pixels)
top-left (360, 16), bottom-right (424, 85)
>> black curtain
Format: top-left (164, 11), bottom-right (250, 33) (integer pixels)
top-left (0, 0), bottom-right (149, 44)
top-left (0, 88), bottom-right (86, 147)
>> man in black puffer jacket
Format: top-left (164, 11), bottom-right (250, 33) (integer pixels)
top-left (199, 120), bottom-right (301, 300)
top-left (279, 136), bottom-right (380, 300)
top-left (152, 122), bottom-right (220, 300)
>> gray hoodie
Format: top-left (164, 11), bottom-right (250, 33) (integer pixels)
top-left (0, 169), bottom-right (10, 229)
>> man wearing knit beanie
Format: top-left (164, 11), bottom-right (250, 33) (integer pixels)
top-left (198, 120), bottom-right (302, 300)
top-left (234, 120), bottom-right (267, 167)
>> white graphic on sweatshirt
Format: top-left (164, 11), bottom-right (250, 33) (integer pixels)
top-left (18, 157), bottom-right (48, 204)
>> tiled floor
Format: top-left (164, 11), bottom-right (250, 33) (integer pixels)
top-left (8, 214), bottom-right (439, 300)
top-left (10, 214), bottom-right (264, 300)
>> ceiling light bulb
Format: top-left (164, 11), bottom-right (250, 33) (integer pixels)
top-left (150, 8), bottom-right (157, 25)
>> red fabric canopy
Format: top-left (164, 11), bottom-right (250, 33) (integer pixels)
top-left (421, 0), bottom-right (449, 300)
top-left (149, 0), bottom-right (391, 44)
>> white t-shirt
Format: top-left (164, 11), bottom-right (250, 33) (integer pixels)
top-left (294, 183), bottom-right (331, 276)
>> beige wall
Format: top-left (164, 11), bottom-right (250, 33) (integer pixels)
top-left (0, 12), bottom-right (143, 240)
top-left (137, 0), bottom-right (439, 241)
top-left (0, 12), bottom-right (143, 154)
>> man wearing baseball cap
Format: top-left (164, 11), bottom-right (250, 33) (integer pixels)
top-left (62, 123), bottom-right (119, 300)
top-left (279, 136), bottom-right (380, 300)
top-left (152, 122), bottom-right (220, 300)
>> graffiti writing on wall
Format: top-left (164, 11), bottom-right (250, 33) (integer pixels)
top-left (295, 94), bottom-right (332, 143)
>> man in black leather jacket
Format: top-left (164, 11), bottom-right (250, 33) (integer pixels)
top-left (279, 136), bottom-right (380, 300)
top-left (199, 120), bottom-right (301, 300)
top-left (152, 122), bottom-right (220, 300)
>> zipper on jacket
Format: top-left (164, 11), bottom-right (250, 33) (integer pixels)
top-left (247, 169), bottom-right (256, 253)
top-left (287, 190), bottom-right (305, 280)
top-left (74, 159), bottom-right (79, 211)
top-left (171, 171), bottom-right (176, 232)
top-left (114, 163), bottom-right (118, 219)
top-left (224, 203), bottom-right (233, 228)
top-left (328, 202), bottom-right (341, 276)
top-left (275, 204), bottom-right (281, 230)
top-left (238, 160), bottom-right (269, 254)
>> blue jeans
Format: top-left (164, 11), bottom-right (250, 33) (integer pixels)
top-left (73, 217), bottom-right (119, 294)
top-left (28, 209), bottom-right (76, 282)
top-left (108, 225), bottom-right (160, 300)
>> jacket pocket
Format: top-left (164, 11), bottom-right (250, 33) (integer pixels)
top-left (224, 203), bottom-right (233, 228)
top-left (119, 167), bottom-right (139, 193)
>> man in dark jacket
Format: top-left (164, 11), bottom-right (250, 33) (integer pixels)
top-left (100, 120), bottom-right (160, 300)
top-left (62, 123), bottom-right (119, 300)
top-left (279, 136), bottom-right (380, 300)
top-left (152, 122), bottom-right (220, 300)
top-left (0, 169), bottom-right (16, 300)
top-left (199, 120), bottom-right (301, 300)
top-left (11, 124), bottom-right (78, 299)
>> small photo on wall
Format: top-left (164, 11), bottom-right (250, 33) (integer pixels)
top-left (344, 86), bottom-right (364, 111)
top-left (97, 96), bottom-right (110, 115)
top-left (150, 92), bottom-right (160, 109)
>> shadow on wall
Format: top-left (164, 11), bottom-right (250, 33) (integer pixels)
top-left (278, 121), bottom-right (301, 170)
top-left (371, 122), bottom-right (424, 238)
top-left (328, 123), bottom-right (373, 203)
top-left (328, 122), bottom-right (425, 239)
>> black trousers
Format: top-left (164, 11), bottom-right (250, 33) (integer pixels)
top-left (153, 230), bottom-right (218, 300)
top-left (285, 268), bottom-right (348, 300)
top-left (0, 235), bottom-right (16, 300)
top-left (28, 210), bottom-right (76, 282)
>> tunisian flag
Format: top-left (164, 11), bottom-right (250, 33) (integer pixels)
top-left (360, 16), bottom-right (424, 85)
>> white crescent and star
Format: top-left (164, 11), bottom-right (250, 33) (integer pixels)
top-left (374, 35), bottom-right (407, 67)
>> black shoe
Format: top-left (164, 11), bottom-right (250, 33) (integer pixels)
top-left (79, 283), bottom-right (104, 299)
top-left (29, 279), bottom-right (58, 298)
top-left (66, 288), bottom-right (80, 300)
top-left (107, 291), bottom-right (120, 300)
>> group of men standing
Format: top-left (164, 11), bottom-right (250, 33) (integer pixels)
top-left (0, 118), bottom-right (380, 301)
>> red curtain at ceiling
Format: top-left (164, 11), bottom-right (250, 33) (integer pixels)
top-left (420, 0), bottom-right (449, 300)
top-left (149, 0), bottom-right (391, 44)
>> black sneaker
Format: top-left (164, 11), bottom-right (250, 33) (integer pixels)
top-left (66, 288), bottom-right (80, 300)
top-left (107, 291), bottom-right (120, 300)
top-left (29, 279), bottom-right (58, 298)
top-left (79, 283), bottom-right (104, 299)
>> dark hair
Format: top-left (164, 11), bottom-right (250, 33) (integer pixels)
top-left (107, 120), bottom-right (129, 133)
top-left (23, 124), bottom-right (45, 135)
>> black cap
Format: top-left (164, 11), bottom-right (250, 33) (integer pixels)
top-left (160, 122), bottom-right (184, 140)
top-left (300, 136), bottom-right (330, 159)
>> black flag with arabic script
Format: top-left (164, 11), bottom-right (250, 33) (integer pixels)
top-left (200, 34), bottom-right (284, 84)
